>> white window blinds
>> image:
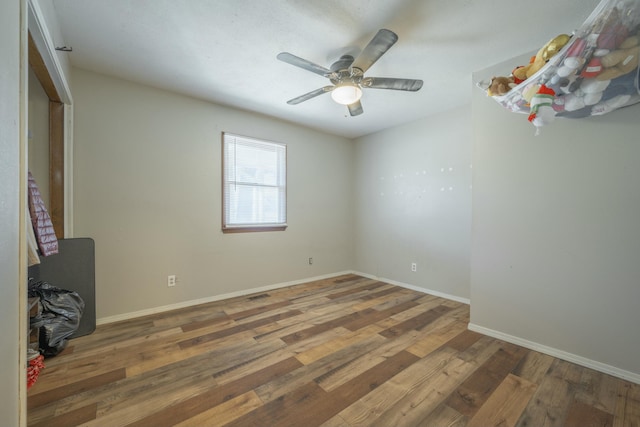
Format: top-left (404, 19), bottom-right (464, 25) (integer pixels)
top-left (222, 133), bottom-right (287, 232)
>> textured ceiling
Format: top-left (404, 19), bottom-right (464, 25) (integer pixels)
top-left (51, 0), bottom-right (600, 138)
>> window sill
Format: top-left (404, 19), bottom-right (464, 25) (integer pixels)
top-left (222, 225), bottom-right (288, 234)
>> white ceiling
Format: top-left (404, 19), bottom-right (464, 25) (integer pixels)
top-left (51, 0), bottom-right (600, 138)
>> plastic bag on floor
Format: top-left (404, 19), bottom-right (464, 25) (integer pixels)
top-left (28, 280), bottom-right (85, 357)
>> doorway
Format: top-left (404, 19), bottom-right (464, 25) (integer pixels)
top-left (28, 31), bottom-right (65, 238)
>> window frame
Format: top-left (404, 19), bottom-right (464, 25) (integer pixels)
top-left (221, 132), bottom-right (288, 234)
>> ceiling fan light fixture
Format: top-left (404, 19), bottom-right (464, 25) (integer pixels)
top-left (331, 84), bottom-right (362, 105)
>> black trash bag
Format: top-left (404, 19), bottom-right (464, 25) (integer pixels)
top-left (28, 280), bottom-right (85, 357)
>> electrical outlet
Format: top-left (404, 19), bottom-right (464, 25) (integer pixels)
top-left (308, 257), bottom-right (313, 265)
top-left (168, 275), bottom-right (176, 287)
top-left (411, 263), bottom-right (417, 272)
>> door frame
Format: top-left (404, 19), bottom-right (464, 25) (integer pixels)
top-left (27, 0), bottom-right (73, 238)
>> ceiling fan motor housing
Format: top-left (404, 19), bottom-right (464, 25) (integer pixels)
top-left (328, 55), bottom-right (363, 85)
top-left (330, 55), bottom-right (355, 72)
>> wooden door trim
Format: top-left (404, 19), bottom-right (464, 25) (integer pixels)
top-left (28, 32), bottom-right (60, 102)
top-left (28, 30), bottom-right (65, 237)
top-left (49, 101), bottom-right (64, 238)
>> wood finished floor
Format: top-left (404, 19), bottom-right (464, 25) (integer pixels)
top-left (27, 274), bottom-right (640, 427)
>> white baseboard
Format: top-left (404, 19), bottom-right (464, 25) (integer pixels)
top-left (96, 270), bottom-right (353, 325)
top-left (98, 270), bottom-right (468, 325)
top-left (468, 323), bottom-right (640, 385)
top-left (353, 271), bottom-right (470, 305)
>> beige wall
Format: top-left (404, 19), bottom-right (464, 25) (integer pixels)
top-left (471, 59), bottom-right (640, 381)
top-left (353, 107), bottom-right (472, 300)
top-left (72, 68), bottom-right (355, 319)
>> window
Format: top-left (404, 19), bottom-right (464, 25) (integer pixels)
top-left (222, 132), bottom-right (287, 233)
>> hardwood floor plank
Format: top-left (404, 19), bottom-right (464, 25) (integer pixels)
top-left (29, 403), bottom-right (97, 427)
top-left (515, 359), bottom-right (582, 427)
top-left (83, 375), bottom-right (219, 426)
top-left (379, 304), bottom-right (453, 338)
top-left (124, 357), bottom-right (302, 427)
top-left (342, 300), bottom-right (420, 331)
top-left (219, 294), bottom-right (284, 316)
top-left (333, 274), bottom-right (363, 284)
top-left (211, 346), bottom-right (291, 382)
top-left (417, 403), bottom-right (468, 427)
top-left (252, 315), bottom-right (324, 342)
top-left (280, 312), bottom-right (363, 345)
top-left (89, 368), bottom-right (215, 419)
top-left (80, 339), bottom-right (286, 423)
top-left (293, 297), bottom-right (360, 320)
top-left (511, 349), bottom-right (555, 384)
top-left (65, 318), bottom-right (158, 352)
top-left (315, 324), bottom-right (451, 392)
top-left (320, 414), bottom-right (353, 427)
top-left (224, 381), bottom-right (335, 427)
top-left (283, 326), bottom-right (354, 356)
top-left (574, 369), bottom-right (620, 415)
top-left (37, 342), bottom-right (248, 423)
top-left (232, 350), bottom-right (422, 427)
top-left (337, 346), bottom-right (461, 426)
top-left (42, 327), bottom-right (184, 368)
top-left (445, 344), bottom-right (528, 418)
top-left (351, 289), bottom-right (408, 311)
top-left (32, 317), bottom-right (244, 391)
top-left (27, 368), bottom-right (125, 409)
top-left (173, 390), bottom-right (263, 427)
top-left (233, 304), bottom-right (304, 327)
top-left (373, 297), bottom-right (444, 328)
top-left (375, 338), bottom-right (505, 427)
top-left (442, 329), bottom-right (484, 352)
top-left (212, 335), bottom-right (317, 385)
top-left (128, 331), bottom-right (262, 377)
top-left (325, 280), bottom-right (388, 299)
top-left (405, 317), bottom-right (468, 358)
top-left (379, 339), bottom-right (505, 427)
top-left (179, 313), bottom-right (233, 333)
top-left (564, 400), bottom-right (613, 427)
top-left (366, 354), bottom-right (476, 426)
top-left (364, 285), bottom-right (410, 300)
top-left (626, 382), bottom-right (640, 426)
top-left (216, 328), bottom-right (359, 385)
top-left (178, 309), bottom-right (303, 349)
top-left (199, 337), bottom-right (289, 377)
top-left (27, 353), bottom-right (117, 394)
top-left (312, 343), bottom-right (396, 392)
top-left (350, 288), bottom-right (417, 312)
top-left (254, 330), bottom-right (386, 403)
top-left (152, 305), bottom-right (228, 329)
top-left (283, 277), bottom-right (374, 304)
top-left (467, 373), bottom-right (537, 427)
top-left (613, 382), bottom-right (640, 427)
top-left (296, 324), bottom-right (385, 365)
top-left (227, 299), bottom-right (292, 321)
top-left (331, 349), bottom-right (421, 405)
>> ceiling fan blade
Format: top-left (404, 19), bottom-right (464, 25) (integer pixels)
top-left (362, 77), bottom-right (423, 91)
top-left (286, 86), bottom-right (334, 105)
top-left (277, 52), bottom-right (332, 77)
top-left (350, 29), bottom-right (398, 73)
top-left (348, 101), bottom-right (363, 116)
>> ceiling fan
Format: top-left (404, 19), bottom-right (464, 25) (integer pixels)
top-left (277, 29), bottom-right (423, 116)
